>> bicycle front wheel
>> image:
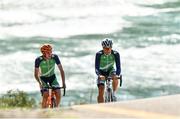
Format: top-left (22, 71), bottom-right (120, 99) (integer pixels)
top-left (105, 88), bottom-right (113, 102)
top-left (51, 97), bottom-right (57, 108)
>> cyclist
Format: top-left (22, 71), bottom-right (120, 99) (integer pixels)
top-left (34, 44), bottom-right (65, 108)
top-left (95, 38), bottom-right (121, 103)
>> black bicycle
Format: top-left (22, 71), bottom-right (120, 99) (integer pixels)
top-left (105, 75), bottom-right (122, 102)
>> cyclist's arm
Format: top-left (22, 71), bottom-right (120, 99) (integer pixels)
top-left (95, 52), bottom-right (101, 76)
top-left (34, 68), bottom-right (41, 85)
top-left (114, 51), bottom-right (121, 75)
top-left (54, 54), bottom-right (65, 87)
top-left (57, 64), bottom-right (65, 87)
top-left (95, 52), bottom-right (106, 80)
top-left (34, 58), bottom-right (42, 85)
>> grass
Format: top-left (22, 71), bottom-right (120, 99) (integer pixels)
top-left (0, 89), bottom-right (37, 109)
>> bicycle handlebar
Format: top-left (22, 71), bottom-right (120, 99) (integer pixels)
top-left (43, 86), bottom-right (66, 96)
top-left (107, 75), bottom-right (122, 87)
top-left (56, 87), bottom-right (66, 96)
top-left (119, 75), bottom-right (122, 87)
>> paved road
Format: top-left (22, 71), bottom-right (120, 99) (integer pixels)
top-left (72, 94), bottom-right (180, 119)
top-left (0, 94), bottom-right (180, 119)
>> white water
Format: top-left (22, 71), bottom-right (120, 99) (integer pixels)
top-left (0, 0), bottom-right (170, 38)
top-left (0, 0), bottom-right (180, 99)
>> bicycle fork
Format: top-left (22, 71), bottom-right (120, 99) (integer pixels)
top-left (47, 89), bottom-right (52, 108)
top-left (105, 80), bottom-right (113, 102)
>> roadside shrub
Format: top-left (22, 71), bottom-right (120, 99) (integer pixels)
top-left (0, 89), bottom-right (37, 108)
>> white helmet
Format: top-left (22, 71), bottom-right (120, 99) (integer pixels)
top-left (101, 38), bottom-right (113, 48)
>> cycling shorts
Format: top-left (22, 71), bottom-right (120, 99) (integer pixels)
top-left (40, 74), bottom-right (60, 89)
top-left (97, 69), bottom-right (116, 87)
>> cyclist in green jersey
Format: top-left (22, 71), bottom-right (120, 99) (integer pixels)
top-left (34, 44), bottom-right (65, 108)
top-left (95, 38), bottom-right (121, 103)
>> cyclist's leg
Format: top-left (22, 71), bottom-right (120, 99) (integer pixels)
top-left (42, 90), bottom-right (49, 108)
top-left (97, 77), bottom-right (105, 103)
top-left (40, 79), bottom-right (49, 108)
top-left (109, 69), bottom-right (118, 101)
top-left (109, 70), bottom-right (118, 92)
top-left (110, 70), bottom-right (118, 101)
top-left (112, 78), bottom-right (118, 101)
top-left (51, 76), bottom-right (61, 107)
top-left (112, 76), bottom-right (118, 92)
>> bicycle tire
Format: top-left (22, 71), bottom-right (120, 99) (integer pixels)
top-left (46, 96), bottom-right (52, 108)
top-left (105, 88), bottom-right (113, 102)
top-left (105, 91), bottom-right (108, 102)
top-left (108, 89), bottom-right (111, 102)
top-left (111, 91), bottom-right (113, 102)
top-left (51, 97), bottom-right (57, 108)
top-left (109, 88), bottom-right (113, 102)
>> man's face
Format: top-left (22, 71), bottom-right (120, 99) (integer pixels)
top-left (43, 51), bottom-right (52, 59)
top-left (103, 47), bottom-right (112, 55)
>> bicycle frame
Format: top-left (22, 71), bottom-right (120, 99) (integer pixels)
top-left (46, 87), bottom-right (56, 108)
top-left (104, 75), bottom-right (122, 103)
top-left (47, 87), bottom-right (66, 108)
top-left (105, 77), bottom-right (113, 102)
top-left (41, 86), bottom-right (66, 108)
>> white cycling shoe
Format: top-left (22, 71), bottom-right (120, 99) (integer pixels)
top-left (112, 95), bottom-right (117, 101)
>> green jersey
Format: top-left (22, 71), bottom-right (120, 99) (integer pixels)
top-left (99, 53), bottom-right (115, 72)
top-left (95, 50), bottom-right (121, 75)
top-left (35, 54), bottom-right (61, 77)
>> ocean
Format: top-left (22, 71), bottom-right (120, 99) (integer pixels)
top-left (0, 0), bottom-right (180, 106)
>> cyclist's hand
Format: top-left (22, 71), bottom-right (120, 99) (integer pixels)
top-left (63, 83), bottom-right (66, 88)
top-left (112, 75), bottom-right (119, 80)
top-left (99, 75), bottom-right (105, 80)
top-left (39, 83), bottom-right (42, 89)
top-left (39, 82), bottom-right (43, 89)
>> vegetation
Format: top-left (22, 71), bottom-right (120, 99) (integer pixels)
top-left (0, 90), bottom-right (37, 108)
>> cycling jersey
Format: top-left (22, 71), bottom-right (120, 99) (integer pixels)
top-left (95, 50), bottom-right (121, 76)
top-left (35, 54), bottom-right (61, 88)
top-left (35, 54), bottom-right (61, 77)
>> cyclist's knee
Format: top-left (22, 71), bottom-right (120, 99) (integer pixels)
top-left (43, 92), bottom-right (49, 98)
top-left (55, 89), bottom-right (60, 96)
top-left (113, 78), bottom-right (118, 83)
top-left (98, 85), bottom-right (104, 95)
top-left (98, 85), bottom-right (104, 90)
top-left (112, 76), bottom-right (118, 82)
top-left (111, 74), bottom-right (117, 79)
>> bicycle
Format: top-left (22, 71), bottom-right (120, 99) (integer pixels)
top-left (41, 83), bottom-right (66, 108)
top-left (105, 75), bottom-right (122, 103)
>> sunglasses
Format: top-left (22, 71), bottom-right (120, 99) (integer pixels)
top-left (42, 51), bottom-right (52, 55)
top-left (103, 47), bottom-right (111, 50)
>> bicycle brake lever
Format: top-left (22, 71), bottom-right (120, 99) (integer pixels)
top-left (119, 75), bottom-right (122, 87)
top-left (63, 87), bottom-right (66, 96)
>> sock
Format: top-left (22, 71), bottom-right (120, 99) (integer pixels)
top-left (113, 91), bottom-right (116, 97)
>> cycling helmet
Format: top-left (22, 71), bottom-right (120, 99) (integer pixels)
top-left (40, 44), bottom-right (52, 54)
top-left (101, 38), bottom-right (113, 48)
